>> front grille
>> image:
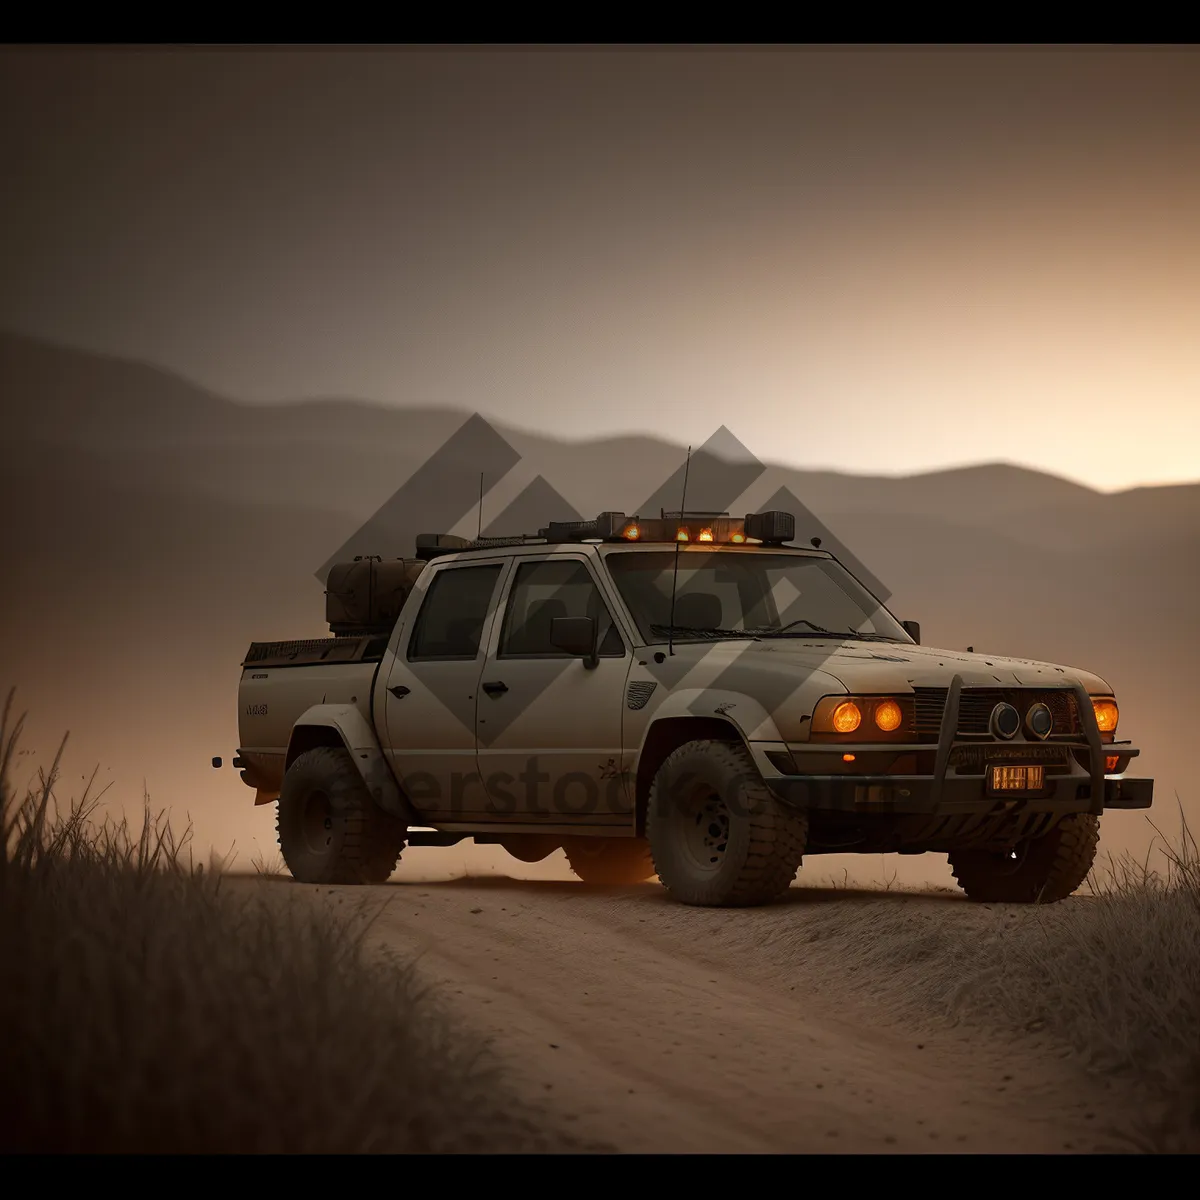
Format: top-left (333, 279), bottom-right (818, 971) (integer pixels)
top-left (913, 687), bottom-right (1081, 738)
top-left (913, 688), bottom-right (950, 737)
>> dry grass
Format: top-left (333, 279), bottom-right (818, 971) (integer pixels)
top-left (0, 691), bottom-right (591, 1154)
top-left (786, 816), bottom-right (1200, 1152)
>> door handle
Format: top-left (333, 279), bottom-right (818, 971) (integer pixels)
top-left (388, 685), bottom-right (411, 698)
top-left (482, 680), bottom-right (509, 696)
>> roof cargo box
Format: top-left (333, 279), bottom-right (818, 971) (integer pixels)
top-left (325, 557), bottom-right (426, 636)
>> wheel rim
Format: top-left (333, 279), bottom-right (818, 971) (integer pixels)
top-left (301, 789), bottom-right (335, 854)
top-left (991, 842), bottom-right (1031, 876)
top-left (679, 783), bottom-right (731, 872)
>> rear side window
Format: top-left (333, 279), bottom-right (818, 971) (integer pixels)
top-left (408, 564), bottom-right (502, 660)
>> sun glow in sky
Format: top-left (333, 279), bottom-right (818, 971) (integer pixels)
top-left (1, 46), bottom-right (1197, 490)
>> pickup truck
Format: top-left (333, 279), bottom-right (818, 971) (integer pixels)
top-left (229, 508), bottom-right (1153, 907)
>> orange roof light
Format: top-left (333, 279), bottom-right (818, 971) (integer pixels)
top-left (698, 527), bottom-right (714, 542)
top-left (623, 524), bottom-right (641, 540)
top-left (730, 531), bottom-right (746, 543)
top-left (676, 527), bottom-right (690, 542)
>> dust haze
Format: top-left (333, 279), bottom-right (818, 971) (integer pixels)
top-left (0, 330), bottom-right (1194, 888)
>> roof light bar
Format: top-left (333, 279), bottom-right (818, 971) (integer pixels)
top-left (415, 509), bottom-right (797, 558)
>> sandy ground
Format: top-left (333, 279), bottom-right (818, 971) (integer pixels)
top-left (238, 872), bottom-right (1131, 1154)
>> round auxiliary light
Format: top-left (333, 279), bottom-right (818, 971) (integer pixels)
top-left (1025, 701), bottom-right (1054, 740)
top-left (730, 531), bottom-right (746, 543)
top-left (832, 701), bottom-right (862, 734)
top-left (989, 702), bottom-right (1021, 740)
top-left (623, 524), bottom-right (641, 540)
top-left (874, 699), bottom-right (903, 732)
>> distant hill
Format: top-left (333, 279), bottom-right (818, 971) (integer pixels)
top-left (1, 330), bottom-right (1194, 873)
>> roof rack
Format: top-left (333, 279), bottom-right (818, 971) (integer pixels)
top-left (469, 534), bottom-right (548, 549)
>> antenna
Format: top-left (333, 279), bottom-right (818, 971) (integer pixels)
top-left (477, 472), bottom-right (485, 539)
top-left (666, 446), bottom-right (692, 657)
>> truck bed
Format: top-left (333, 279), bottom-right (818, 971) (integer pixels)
top-left (238, 637), bottom-right (388, 795)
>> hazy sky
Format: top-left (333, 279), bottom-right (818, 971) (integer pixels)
top-left (2, 46), bottom-right (1198, 490)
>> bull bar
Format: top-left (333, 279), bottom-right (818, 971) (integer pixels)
top-left (765, 675), bottom-right (1154, 816)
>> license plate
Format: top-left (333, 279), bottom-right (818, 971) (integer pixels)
top-left (990, 764), bottom-right (1045, 792)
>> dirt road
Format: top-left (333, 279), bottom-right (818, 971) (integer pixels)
top-left (274, 876), bottom-right (1129, 1154)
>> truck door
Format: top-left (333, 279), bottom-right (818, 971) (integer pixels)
top-left (378, 558), bottom-right (509, 820)
top-left (475, 553), bottom-right (634, 826)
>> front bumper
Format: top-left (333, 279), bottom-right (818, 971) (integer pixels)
top-left (766, 772), bottom-right (1153, 814)
top-left (762, 675), bottom-right (1154, 817)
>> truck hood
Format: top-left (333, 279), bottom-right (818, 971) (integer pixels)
top-left (664, 637), bottom-right (1112, 696)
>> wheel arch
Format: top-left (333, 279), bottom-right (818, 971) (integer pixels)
top-left (633, 715), bottom-right (749, 836)
top-left (286, 704), bottom-right (413, 823)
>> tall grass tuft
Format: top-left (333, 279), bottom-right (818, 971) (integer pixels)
top-left (0, 690), bottom-right (582, 1153)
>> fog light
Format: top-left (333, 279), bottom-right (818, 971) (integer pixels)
top-left (1025, 701), bottom-right (1053, 740)
top-left (990, 702), bottom-right (1021, 740)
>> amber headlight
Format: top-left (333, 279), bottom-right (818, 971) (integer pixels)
top-left (874, 699), bottom-right (903, 732)
top-left (811, 695), bottom-right (913, 740)
top-left (1091, 697), bottom-right (1119, 735)
top-left (831, 701), bottom-right (862, 733)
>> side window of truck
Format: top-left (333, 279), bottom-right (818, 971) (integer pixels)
top-left (498, 559), bottom-right (625, 658)
top-left (407, 564), bottom-right (503, 661)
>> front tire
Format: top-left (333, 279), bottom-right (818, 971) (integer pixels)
top-left (562, 837), bottom-right (656, 884)
top-left (646, 739), bottom-right (808, 907)
top-left (276, 746), bottom-right (407, 885)
top-left (949, 813), bottom-right (1100, 903)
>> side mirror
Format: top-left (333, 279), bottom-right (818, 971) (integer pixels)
top-left (901, 620), bottom-right (921, 645)
top-left (550, 615), bottom-right (598, 669)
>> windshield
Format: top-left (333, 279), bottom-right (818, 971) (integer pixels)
top-left (604, 550), bottom-right (911, 644)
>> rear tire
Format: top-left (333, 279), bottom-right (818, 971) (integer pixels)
top-left (949, 813), bottom-right (1100, 903)
top-left (562, 837), bottom-right (656, 884)
top-left (276, 746), bottom-right (407, 885)
top-left (646, 739), bottom-right (807, 907)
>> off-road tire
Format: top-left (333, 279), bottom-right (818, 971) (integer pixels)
top-left (949, 813), bottom-right (1100, 904)
top-left (276, 746), bottom-right (407, 885)
top-left (646, 739), bottom-right (808, 907)
top-left (562, 837), bottom-right (656, 884)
